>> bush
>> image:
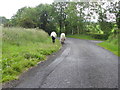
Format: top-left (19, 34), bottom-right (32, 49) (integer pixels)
top-left (90, 34), bottom-right (108, 40)
top-left (107, 33), bottom-right (118, 45)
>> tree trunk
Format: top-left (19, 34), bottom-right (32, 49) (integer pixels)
top-left (59, 20), bottom-right (62, 36)
top-left (77, 26), bottom-right (79, 34)
top-left (72, 29), bottom-right (73, 35)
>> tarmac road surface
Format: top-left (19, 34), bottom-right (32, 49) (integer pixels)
top-left (6, 38), bottom-right (118, 88)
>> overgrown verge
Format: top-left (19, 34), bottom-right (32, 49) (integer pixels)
top-left (97, 33), bottom-right (119, 56)
top-left (1, 27), bottom-right (61, 82)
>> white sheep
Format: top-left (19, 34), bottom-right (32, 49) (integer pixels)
top-left (50, 31), bottom-right (57, 43)
top-left (60, 33), bottom-right (66, 44)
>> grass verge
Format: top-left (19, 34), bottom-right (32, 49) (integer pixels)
top-left (97, 42), bottom-right (119, 56)
top-left (67, 34), bottom-right (104, 41)
top-left (2, 27), bottom-right (61, 83)
top-left (97, 42), bottom-right (120, 56)
top-left (97, 33), bottom-right (119, 56)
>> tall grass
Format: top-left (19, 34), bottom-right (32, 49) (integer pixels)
top-left (2, 27), bottom-right (61, 82)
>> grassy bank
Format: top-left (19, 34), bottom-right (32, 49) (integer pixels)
top-left (97, 33), bottom-right (119, 56)
top-left (97, 42), bottom-right (119, 56)
top-left (2, 27), bottom-right (61, 82)
top-left (67, 34), bottom-right (104, 41)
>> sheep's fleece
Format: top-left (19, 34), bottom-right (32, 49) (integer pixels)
top-left (60, 33), bottom-right (66, 42)
top-left (50, 32), bottom-right (57, 38)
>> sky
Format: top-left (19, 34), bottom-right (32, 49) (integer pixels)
top-left (0, 0), bottom-right (118, 20)
top-left (0, 0), bottom-right (53, 19)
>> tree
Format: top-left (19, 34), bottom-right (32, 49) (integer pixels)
top-left (7, 1), bottom-right (118, 36)
top-left (0, 16), bottom-right (9, 25)
top-left (52, 2), bottom-right (67, 35)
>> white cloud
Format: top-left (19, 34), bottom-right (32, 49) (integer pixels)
top-left (0, 0), bottom-right (53, 19)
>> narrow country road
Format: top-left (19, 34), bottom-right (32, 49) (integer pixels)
top-left (11, 38), bottom-right (118, 88)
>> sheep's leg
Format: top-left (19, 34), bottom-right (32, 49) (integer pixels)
top-left (52, 36), bottom-right (55, 43)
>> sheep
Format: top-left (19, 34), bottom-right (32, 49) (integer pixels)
top-left (60, 33), bottom-right (66, 44)
top-left (50, 31), bottom-right (57, 43)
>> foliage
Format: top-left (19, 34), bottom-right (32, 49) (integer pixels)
top-left (2, 27), bottom-right (61, 82)
top-left (0, 16), bottom-right (9, 25)
top-left (3, 2), bottom-right (119, 37)
top-left (97, 31), bottom-right (119, 56)
top-left (90, 34), bottom-right (108, 40)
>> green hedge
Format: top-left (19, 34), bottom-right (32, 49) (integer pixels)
top-left (89, 34), bottom-right (108, 40)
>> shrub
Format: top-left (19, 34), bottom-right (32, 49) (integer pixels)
top-left (90, 34), bottom-right (108, 40)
